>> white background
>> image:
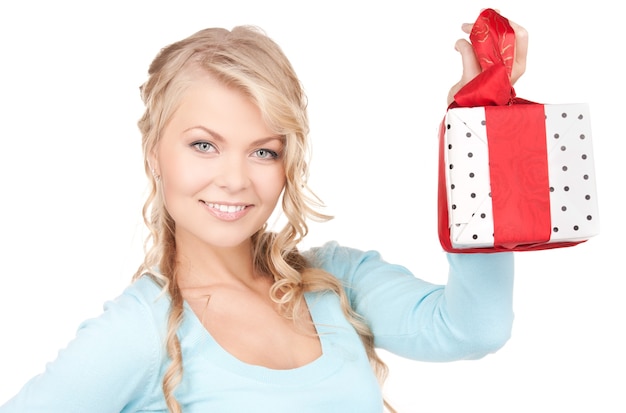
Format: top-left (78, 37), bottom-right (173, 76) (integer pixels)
top-left (0, 1), bottom-right (623, 412)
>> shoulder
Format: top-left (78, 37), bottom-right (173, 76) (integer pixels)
top-left (116, 275), bottom-right (170, 316)
top-left (303, 241), bottom-right (359, 272)
top-left (0, 276), bottom-right (170, 412)
top-left (302, 241), bottom-right (391, 282)
top-left (75, 275), bottom-right (168, 366)
top-left (69, 276), bottom-right (169, 406)
top-left (64, 275), bottom-right (170, 387)
top-left (97, 275), bottom-right (169, 344)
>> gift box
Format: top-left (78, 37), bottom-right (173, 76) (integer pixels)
top-left (437, 8), bottom-right (600, 253)
top-left (442, 103), bottom-right (600, 250)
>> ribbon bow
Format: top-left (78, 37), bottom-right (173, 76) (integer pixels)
top-left (453, 8), bottom-right (517, 107)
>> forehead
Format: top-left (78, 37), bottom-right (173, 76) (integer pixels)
top-left (165, 71), bottom-right (276, 143)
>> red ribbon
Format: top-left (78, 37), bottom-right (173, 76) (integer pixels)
top-left (438, 9), bottom-right (584, 252)
top-left (454, 8), bottom-right (516, 107)
top-left (486, 105), bottom-right (551, 248)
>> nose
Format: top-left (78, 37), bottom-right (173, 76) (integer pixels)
top-left (214, 155), bottom-right (251, 192)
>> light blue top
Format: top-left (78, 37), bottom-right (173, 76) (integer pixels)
top-left (0, 242), bottom-right (514, 412)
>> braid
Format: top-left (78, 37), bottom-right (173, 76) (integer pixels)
top-left (161, 230), bottom-right (185, 412)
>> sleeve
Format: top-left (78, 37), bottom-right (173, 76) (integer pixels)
top-left (0, 286), bottom-right (163, 413)
top-left (308, 242), bottom-right (514, 362)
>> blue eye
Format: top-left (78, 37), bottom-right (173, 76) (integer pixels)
top-left (254, 149), bottom-right (279, 159)
top-left (192, 141), bottom-right (215, 153)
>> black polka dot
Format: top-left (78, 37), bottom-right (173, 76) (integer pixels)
top-left (561, 112), bottom-right (568, 118)
top-left (564, 186), bottom-right (570, 191)
top-left (578, 114), bottom-right (584, 120)
top-left (452, 204), bottom-right (456, 210)
top-left (450, 184), bottom-right (455, 190)
top-left (585, 194), bottom-right (591, 200)
top-left (469, 172), bottom-right (475, 178)
top-left (583, 174), bottom-right (589, 180)
top-left (560, 146), bottom-right (567, 151)
top-left (582, 154), bottom-right (587, 160)
top-left (573, 225), bottom-right (579, 231)
top-left (562, 166), bottom-right (568, 171)
top-left (466, 132), bottom-right (472, 138)
top-left (470, 193), bottom-right (476, 198)
top-left (468, 152), bottom-right (473, 158)
top-left (472, 234), bottom-right (478, 240)
top-left (448, 144), bottom-right (453, 150)
top-left (561, 206), bottom-right (567, 211)
top-left (587, 215), bottom-right (593, 220)
top-left (580, 134), bottom-right (586, 140)
top-left (554, 133), bottom-right (560, 139)
top-left (480, 213), bottom-right (486, 218)
top-left (553, 227), bottom-right (559, 232)
top-left (447, 124), bottom-right (451, 129)
top-left (549, 187), bottom-right (554, 192)
top-left (481, 120), bottom-right (486, 125)
top-left (449, 164), bottom-right (454, 170)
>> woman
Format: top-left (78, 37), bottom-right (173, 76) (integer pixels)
top-left (0, 13), bottom-right (527, 413)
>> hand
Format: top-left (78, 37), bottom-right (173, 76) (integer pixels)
top-left (447, 14), bottom-right (528, 105)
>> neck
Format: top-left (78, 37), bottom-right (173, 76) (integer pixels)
top-left (174, 235), bottom-right (266, 290)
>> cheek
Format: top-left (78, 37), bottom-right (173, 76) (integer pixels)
top-left (257, 165), bottom-right (287, 200)
top-left (271, 166), bottom-right (287, 196)
top-left (160, 155), bottom-right (211, 198)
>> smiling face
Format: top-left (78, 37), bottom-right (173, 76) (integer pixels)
top-left (151, 71), bottom-right (286, 253)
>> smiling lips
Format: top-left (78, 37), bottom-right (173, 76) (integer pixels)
top-left (202, 201), bottom-right (251, 221)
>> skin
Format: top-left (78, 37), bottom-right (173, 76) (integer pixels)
top-left (150, 72), bottom-right (321, 370)
top-left (448, 17), bottom-right (528, 105)
top-left (148, 13), bottom-right (529, 370)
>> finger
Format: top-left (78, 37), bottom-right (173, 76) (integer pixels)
top-left (447, 38), bottom-right (482, 105)
top-left (455, 38), bottom-right (481, 84)
top-left (507, 19), bottom-right (528, 84)
top-left (447, 80), bottom-right (460, 105)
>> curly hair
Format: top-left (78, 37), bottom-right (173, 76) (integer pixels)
top-left (133, 26), bottom-right (394, 412)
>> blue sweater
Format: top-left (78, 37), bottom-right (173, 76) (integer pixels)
top-left (0, 242), bottom-right (514, 412)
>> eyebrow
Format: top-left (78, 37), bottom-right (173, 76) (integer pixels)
top-left (184, 126), bottom-right (285, 146)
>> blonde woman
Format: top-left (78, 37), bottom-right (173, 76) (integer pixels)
top-left (1, 14), bottom-right (527, 413)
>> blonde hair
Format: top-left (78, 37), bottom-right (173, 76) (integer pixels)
top-left (134, 26), bottom-right (394, 412)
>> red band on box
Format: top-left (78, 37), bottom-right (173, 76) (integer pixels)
top-left (486, 104), bottom-right (552, 248)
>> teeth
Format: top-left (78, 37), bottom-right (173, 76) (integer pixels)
top-left (207, 203), bottom-right (245, 213)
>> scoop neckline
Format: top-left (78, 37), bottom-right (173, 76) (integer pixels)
top-left (179, 291), bottom-right (345, 385)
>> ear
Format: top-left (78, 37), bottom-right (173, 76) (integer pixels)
top-left (148, 150), bottom-right (160, 180)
